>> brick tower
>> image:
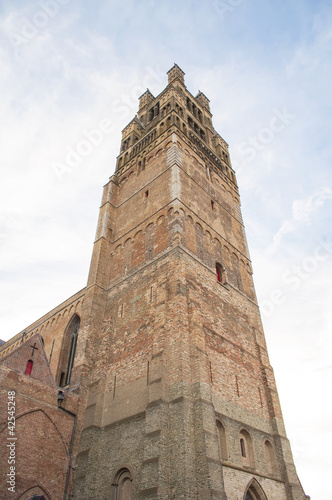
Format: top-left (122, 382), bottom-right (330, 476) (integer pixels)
top-left (71, 65), bottom-right (308, 499)
top-left (0, 65), bottom-right (308, 500)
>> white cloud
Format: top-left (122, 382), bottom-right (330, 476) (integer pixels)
top-left (292, 187), bottom-right (332, 221)
top-left (265, 188), bottom-right (332, 255)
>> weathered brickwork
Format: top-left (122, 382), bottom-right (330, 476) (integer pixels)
top-left (0, 338), bottom-right (79, 499)
top-left (0, 65), bottom-right (308, 500)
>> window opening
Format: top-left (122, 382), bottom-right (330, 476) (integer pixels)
top-left (58, 315), bottom-right (80, 387)
top-left (240, 438), bottom-right (246, 457)
top-left (25, 359), bottom-right (33, 376)
top-left (64, 325), bottom-right (78, 386)
top-left (239, 429), bottom-right (255, 468)
top-left (216, 262), bottom-right (225, 284)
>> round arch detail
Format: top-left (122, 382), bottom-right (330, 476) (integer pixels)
top-left (112, 466), bottom-right (134, 500)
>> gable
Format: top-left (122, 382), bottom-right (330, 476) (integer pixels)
top-left (0, 333), bottom-right (56, 387)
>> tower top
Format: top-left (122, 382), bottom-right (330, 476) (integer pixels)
top-left (167, 63), bottom-right (185, 85)
top-left (138, 88), bottom-right (155, 110)
top-left (195, 90), bottom-right (210, 112)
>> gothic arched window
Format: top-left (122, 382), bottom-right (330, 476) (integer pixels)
top-left (57, 315), bottom-right (80, 387)
top-left (239, 429), bottom-right (255, 468)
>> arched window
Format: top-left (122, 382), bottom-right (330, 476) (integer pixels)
top-left (216, 420), bottom-right (228, 461)
top-left (239, 429), bottom-right (255, 468)
top-left (57, 315), bottom-right (80, 387)
top-left (112, 468), bottom-right (133, 500)
top-left (216, 262), bottom-right (226, 284)
top-left (24, 359), bottom-right (33, 376)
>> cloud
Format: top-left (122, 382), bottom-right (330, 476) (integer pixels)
top-left (292, 187), bottom-right (332, 221)
top-left (265, 188), bottom-right (332, 255)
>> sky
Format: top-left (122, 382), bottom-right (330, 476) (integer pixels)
top-left (0, 0), bottom-right (331, 497)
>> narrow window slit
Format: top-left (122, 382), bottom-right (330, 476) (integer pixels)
top-left (240, 438), bottom-right (246, 457)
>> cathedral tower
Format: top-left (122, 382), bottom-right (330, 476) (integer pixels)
top-left (0, 65), bottom-right (308, 500)
top-left (72, 65), bottom-right (308, 499)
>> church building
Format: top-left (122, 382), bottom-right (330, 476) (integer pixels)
top-left (0, 65), bottom-right (309, 500)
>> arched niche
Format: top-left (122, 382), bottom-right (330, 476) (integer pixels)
top-left (239, 428), bottom-right (255, 468)
top-left (112, 467), bottom-right (134, 500)
top-left (216, 420), bottom-right (228, 461)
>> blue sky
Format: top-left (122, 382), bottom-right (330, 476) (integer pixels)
top-left (1, 1), bottom-right (332, 498)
